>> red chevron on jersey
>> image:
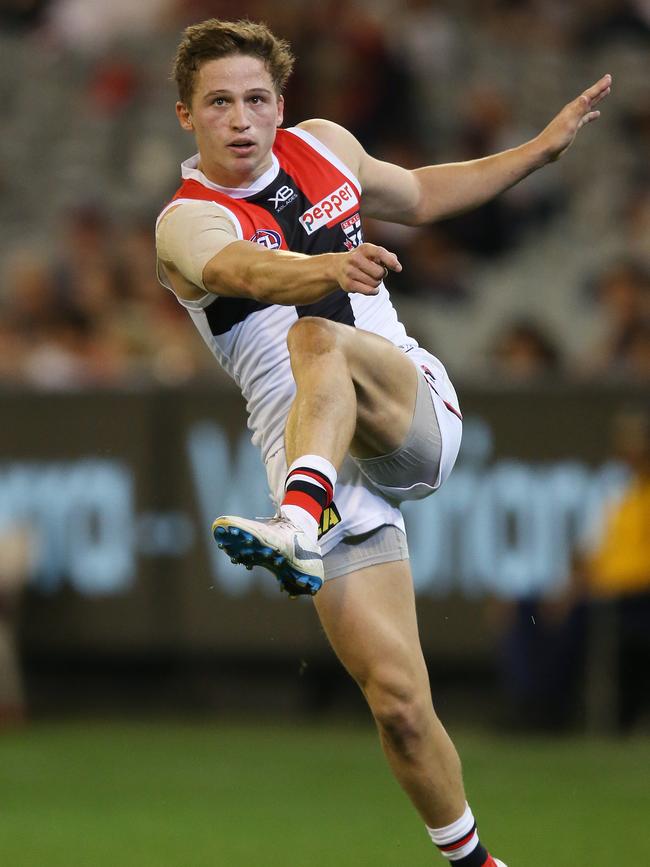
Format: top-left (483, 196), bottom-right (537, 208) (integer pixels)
top-left (168, 128), bottom-right (361, 250)
top-left (171, 178), bottom-right (289, 247)
top-left (272, 128), bottom-right (361, 207)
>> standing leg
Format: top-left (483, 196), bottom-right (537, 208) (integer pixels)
top-left (315, 558), bottom-right (505, 865)
top-left (314, 557), bottom-right (465, 826)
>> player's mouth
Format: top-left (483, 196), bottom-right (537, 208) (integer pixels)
top-left (228, 139), bottom-right (256, 156)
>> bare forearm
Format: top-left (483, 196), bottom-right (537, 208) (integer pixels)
top-left (411, 137), bottom-right (548, 225)
top-left (411, 74), bottom-right (613, 225)
top-left (203, 242), bottom-right (341, 305)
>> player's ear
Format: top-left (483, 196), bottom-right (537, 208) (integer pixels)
top-left (176, 101), bottom-right (194, 132)
top-left (276, 94), bottom-right (284, 128)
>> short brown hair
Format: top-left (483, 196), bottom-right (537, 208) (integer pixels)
top-left (173, 19), bottom-right (295, 107)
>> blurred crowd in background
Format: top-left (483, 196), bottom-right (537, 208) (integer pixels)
top-left (1, 0), bottom-right (649, 731)
top-left (0, 0), bottom-right (649, 388)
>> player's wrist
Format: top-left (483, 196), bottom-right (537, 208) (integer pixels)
top-left (527, 131), bottom-right (560, 167)
top-left (321, 252), bottom-right (344, 288)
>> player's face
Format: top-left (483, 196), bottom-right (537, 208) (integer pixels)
top-left (177, 54), bottom-right (284, 187)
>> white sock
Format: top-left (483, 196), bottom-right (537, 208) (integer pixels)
top-left (280, 454), bottom-right (337, 544)
top-left (426, 802), bottom-right (484, 862)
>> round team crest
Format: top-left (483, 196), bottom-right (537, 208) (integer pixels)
top-left (250, 229), bottom-right (282, 249)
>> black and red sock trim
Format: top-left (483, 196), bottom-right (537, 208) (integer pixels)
top-left (282, 466), bottom-right (334, 523)
top-left (438, 823), bottom-right (477, 854)
top-left (439, 842), bottom-right (490, 866)
top-left (286, 467), bottom-right (334, 503)
top-left (435, 822), bottom-right (491, 866)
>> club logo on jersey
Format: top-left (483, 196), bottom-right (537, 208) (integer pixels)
top-left (318, 501), bottom-right (341, 539)
top-left (250, 229), bottom-right (282, 249)
top-left (299, 182), bottom-right (359, 235)
top-left (267, 185), bottom-right (297, 211)
top-left (341, 212), bottom-right (363, 250)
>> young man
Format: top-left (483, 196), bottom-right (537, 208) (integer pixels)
top-left (156, 19), bottom-right (611, 866)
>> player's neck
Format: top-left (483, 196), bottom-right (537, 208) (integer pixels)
top-left (197, 154), bottom-right (274, 190)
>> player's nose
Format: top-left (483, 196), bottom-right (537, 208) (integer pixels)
top-left (230, 100), bottom-right (250, 130)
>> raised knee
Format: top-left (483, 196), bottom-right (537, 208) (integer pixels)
top-left (286, 316), bottom-right (341, 358)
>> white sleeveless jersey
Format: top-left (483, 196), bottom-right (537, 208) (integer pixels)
top-left (157, 127), bottom-right (418, 464)
top-left (157, 127), bottom-right (431, 553)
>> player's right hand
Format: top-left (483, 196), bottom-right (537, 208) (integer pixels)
top-left (336, 242), bottom-right (402, 295)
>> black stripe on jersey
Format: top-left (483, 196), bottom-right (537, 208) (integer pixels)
top-left (204, 296), bottom-right (269, 336)
top-left (203, 167), bottom-right (360, 335)
top-left (249, 167), bottom-right (356, 327)
top-left (296, 291), bottom-right (354, 325)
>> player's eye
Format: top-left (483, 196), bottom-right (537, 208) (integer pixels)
top-left (212, 97), bottom-right (227, 106)
top-left (249, 95), bottom-right (265, 104)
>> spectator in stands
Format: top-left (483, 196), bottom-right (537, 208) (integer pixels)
top-left (0, 321), bottom-right (28, 383)
top-left (0, 0), bottom-right (50, 33)
top-left (619, 319), bottom-right (650, 382)
top-left (114, 217), bottom-right (217, 383)
top-left (580, 408), bottom-right (650, 601)
top-left (577, 0), bottom-right (650, 47)
top-left (499, 406), bottom-right (650, 730)
top-left (582, 258), bottom-right (650, 381)
top-left (288, 0), bottom-right (415, 150)
top-left (393, 226), bottom-right (473, 303)
top-left (489, 318), bottom-right (563, 382)
top-left (45, 0), bottom-right (174, 52)
top-left (52, 203), bottom-right (123, 322)
top-left (442, 82), bottom-right (565, 257)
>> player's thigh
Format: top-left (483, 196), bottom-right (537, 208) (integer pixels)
top-left (339, 325), bottom-right (419, 458)
top-left (313, 558), bottom-right (431, 701)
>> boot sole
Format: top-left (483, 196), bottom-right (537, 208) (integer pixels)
top-left (212, 522), bottom-right (323, 597)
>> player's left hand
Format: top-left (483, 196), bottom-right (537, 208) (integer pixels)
top-left (536, 73), bottom-right (612, 162)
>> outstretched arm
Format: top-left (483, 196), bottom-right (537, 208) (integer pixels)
top-left (300, 74), bottom-right (612, 226)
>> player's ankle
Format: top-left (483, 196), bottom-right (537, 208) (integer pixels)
top-left (427, 802), bottom-right (499, 866)
top-left (280, 454), bottom-right (337, 543)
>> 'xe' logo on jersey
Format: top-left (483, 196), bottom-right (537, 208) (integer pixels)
top-left (299, 182), bottom-right (359, 235)
top-left (268, 185), bottom-right (297, 210)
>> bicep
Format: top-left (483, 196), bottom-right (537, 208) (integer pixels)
top-left (359, 154), bottom-right (422, 224)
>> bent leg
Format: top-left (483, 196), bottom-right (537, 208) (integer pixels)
top-left (284, 317), bottom-right (419, 467)
top-left (313, 556), bottom-right (466, 827)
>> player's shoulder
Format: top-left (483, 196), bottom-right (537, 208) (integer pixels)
top-left (296, 118), bottom-right (361, 148)
top-left (157, 200), bottom-right (234, 237)
top-left (294, 119), bottom-right (364, 173)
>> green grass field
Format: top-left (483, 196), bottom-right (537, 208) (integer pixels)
top-left (1, 721), bottom-right (648, 866)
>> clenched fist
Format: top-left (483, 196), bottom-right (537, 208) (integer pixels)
top-left (335, 242), bottom-right (402, 296)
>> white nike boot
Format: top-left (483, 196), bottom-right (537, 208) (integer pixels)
top-left (212, 514), bottom-right (324, 597)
